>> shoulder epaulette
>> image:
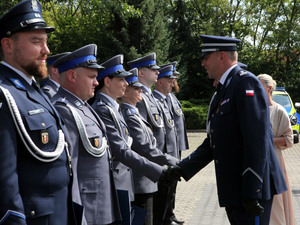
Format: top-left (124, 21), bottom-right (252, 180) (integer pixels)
top-left (56, 97), bottom-right (68, 105)
top-left (238, 70), bottom-right (249, 76)
top-left (42, 86), bottom-right (50, 91)
top-left (97, 100), bottom-right (107, 106)
top-left (125, 108), bottom-right (138, 117)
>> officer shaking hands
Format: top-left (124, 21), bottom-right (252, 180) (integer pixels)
top-left (163, 35), bottom-right (288, 225)
top-left (0, 0), bottom-right (78, 224)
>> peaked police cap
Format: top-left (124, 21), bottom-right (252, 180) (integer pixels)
top-left (159, 61), bottom-right (180, 75)
top-left (200, 35), bottom-right (241, 57)
top-left (157, 65), bottom-right (177, 79)
top-left (53, 44), bottom-right (105, 73)
top-left (47, 52), bottom-right (71, 66)
top-left (0, 0), bottom-right (55, 40)
top-left (127, 53), bottom-right (160, 70)
top-left (97, 54), bottom-right (132, 80)
top-left (125, 68), bottom-right (143, 87)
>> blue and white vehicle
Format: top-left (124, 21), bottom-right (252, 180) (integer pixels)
top-left (272, 87), bottom-right (300, 143)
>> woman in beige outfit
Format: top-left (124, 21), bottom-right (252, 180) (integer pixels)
top-left (258, 74), bottom-right (294, 225)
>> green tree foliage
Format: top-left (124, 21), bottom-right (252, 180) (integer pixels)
top-left (2, 0), bottom-right (300, 102)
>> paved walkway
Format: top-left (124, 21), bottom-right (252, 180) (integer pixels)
top-left (174, 130), bottom-right (300, 225)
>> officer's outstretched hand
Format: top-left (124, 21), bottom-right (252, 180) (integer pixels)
top-left (242, 197), bottom-right (264, 216)
top-left (159, 165), bottom-right (184, 187)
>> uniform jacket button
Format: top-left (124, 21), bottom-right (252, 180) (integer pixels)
top-left (256, 189), bottom-right (260, 192)
top-left (215, 160), bottom-right (218, 164)
top-left (82, 187), bottom-right (86, 191)
top-left (30, 211), bottom-right (35, 216)
top-left (213, 145), bottom-right (216, 148)
top-left (211, 129), bottom-right (214, 133)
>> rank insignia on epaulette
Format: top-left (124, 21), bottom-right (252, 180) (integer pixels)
top-left (155, 115), bottom-right (158, 120)
top-left (41, 131), bottom-right (49, 144)
top-left (130, 108), bottom-right (137, 114)
top-left (148, 128), bottom-right (153, 134)
top-left (125, 128), bottom-right (128, 135)
top-left (10, 78), bottom-right (25, 89)
top-left (57, 97), bottom-right (68, 104)
top-left (239, 70), bottom-right (248, 76)
top-left (94, 137), bottom-right (99, 147)
top-left (74, 100), bottom-right (81, 107)
top-left (97, 100), bottom-right (105, 106)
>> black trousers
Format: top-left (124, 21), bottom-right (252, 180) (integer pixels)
top-left (225, 197), bottom-right (273, 225)
top-left (132, 193), bottom-right (154, 225)
top-left (153, 182), bottom-right (176, 225)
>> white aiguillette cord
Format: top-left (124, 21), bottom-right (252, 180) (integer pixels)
top-left (141, 92), bottom-right (164, 129)
top-left (0, 85), bottom-right (68, 163)
top-left (66, 103), bottom-right (108, 157)
top-left (106, 105), bottom-right (133, 148)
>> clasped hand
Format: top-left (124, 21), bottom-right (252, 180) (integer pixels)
top-left (159, 165), bottom-right (184, 186)
top-left (242, 197), bottom-right (264, 216)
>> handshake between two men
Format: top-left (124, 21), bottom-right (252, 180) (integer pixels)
top-left (159, 165), bottom-right (184, 187)
top-left (158, 164), bottom-right (265, 217)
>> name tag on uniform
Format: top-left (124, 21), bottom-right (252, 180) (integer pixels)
top-left (28, 108), bottom-right (44, 115)
top-left (85, 123), bottom-right (95, 127)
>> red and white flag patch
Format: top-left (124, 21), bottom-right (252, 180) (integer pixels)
top-left (246, 90), bottom-right (254, 96)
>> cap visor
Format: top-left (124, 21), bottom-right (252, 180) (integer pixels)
top-left (149, 65), bottom-right (160, 70)
top-left (85, 64), bottom-right (106, 71)
top-left (130, 81), bottom-right (143, 87)
top-left (113, 71), bottom-right (133, 77)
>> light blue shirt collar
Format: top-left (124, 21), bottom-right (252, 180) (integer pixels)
top-left (100, 92), bottom-right (119, 110)
top-left (153, 89), bottom-right (166, 99)
top-left (219, 64), bottom-right (237, 85)
top-left (2, 61), bottom-right (34, 85)
top-left (142, 85), bottom-right (152, 95)
top-left (122, 103), bottom-right (139, 113)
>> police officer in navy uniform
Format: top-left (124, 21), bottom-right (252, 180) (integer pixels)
top-left (157, 62), bottom-right (188, 225)
top-left (165, 35), bottom-right (287, 225)
top-left (127, 53), bottom-right (166, 158)
top-left (0, 0), bottom-right (78, 224)
top-left (51, 45), bottom-right (122, 225)
top-left (119, 69), bottom-right (179, 225)
top-left (160, 61), bottom-right (189, 154)
top-left (91, 54), bottom-right (167, 224)
top-left (41, 52), bottom-right (70, 99)
top-left (152, 65), bottom-right (182, 225)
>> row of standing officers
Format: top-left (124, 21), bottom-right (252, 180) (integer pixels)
top-left (0, 0), bottom-right (188, 225)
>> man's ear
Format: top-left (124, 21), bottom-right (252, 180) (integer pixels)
top-left (138, 69), bottom-right (144, 78)
top-left (66, 69), bottom-right (76, 83)
top-left (1, 37), bottom-right (14, 54)
top-left (220, 51), bottom-right (227, 62)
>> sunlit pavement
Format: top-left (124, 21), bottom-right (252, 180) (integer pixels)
top-left (174, 130), bottom-right (300, 225)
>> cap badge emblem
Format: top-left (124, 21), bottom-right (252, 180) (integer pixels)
top-left (31, 0), bottom-right (38, 11)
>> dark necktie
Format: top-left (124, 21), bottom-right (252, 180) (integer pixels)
top-left (165, 95), bottom-right (172, 110)
top-left (216, 82), bottom-right (222, 93)
top-left (32, 80), bottom-right (44, 96)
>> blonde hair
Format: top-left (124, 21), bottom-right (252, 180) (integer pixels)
top-left (257, 74), bottom-right (277, 93)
